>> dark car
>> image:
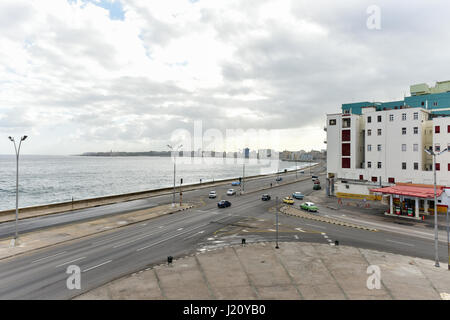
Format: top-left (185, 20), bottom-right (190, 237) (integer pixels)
top-left (262, 194), bottom-right (271, 201)
top-left (218, 200), bottom-right (231, 208)
top-left (276, 176), bottom-right (283, 182)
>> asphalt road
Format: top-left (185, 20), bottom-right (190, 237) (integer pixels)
top-left (1, 162), bottom-right (449, 299)
top-left (0, 163), bottom-right (323, 239)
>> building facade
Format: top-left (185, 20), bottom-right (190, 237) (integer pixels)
top-left (326, 81), bottom-right (450, 216)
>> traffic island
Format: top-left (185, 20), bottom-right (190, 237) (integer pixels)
top-left (75, 241), bottom-right (450, 300)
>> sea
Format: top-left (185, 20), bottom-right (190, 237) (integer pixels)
top-left (0, 155), bottom-right (313, 211)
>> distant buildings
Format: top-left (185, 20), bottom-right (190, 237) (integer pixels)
top-left (326, 80), bottom-right (450, 217)
top-left (279, 150), bottom-right (325, 161)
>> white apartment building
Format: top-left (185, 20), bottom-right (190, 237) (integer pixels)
top-left (326, 105), bottom-right (450, 216)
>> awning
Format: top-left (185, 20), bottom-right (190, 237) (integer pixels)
top-left (370, 185), bottom-right (444, 198)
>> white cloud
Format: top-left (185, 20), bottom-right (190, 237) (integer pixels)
top-left (1, 0), bottom-right (450, 155)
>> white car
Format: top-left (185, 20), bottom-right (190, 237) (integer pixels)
top-left (227, 189), bottom-right (236, 196)
top-left (208, 191), bottom-right (217, 199)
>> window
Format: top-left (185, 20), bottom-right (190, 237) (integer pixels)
top-left (413, 127), bottom-right (418, 134)
top-left (377, 144), bottom-right (382, 151)
top-left (342, 143), bottom-right (350, 156)
top-left (436, 163), bottom-right (440, 171)
top-left (402, 113), bottom-right (406, 121)
top-left (389, 114), bottom-right (394, 121)
top-left (448, 125), bottom-right (450, 133)
top-left (367, 116), bottom-right (372, 123)
top-left (388, 177), bottom-right (395, 183)
top-left (329, 119), bottom-right (336, 125)
top-left (421, 101), bottom-right (425, 106)
top-left (367, 144), bottom-right (372, 152)
top-left (413, 112), bottom-right (418, 120)
top-left (367, 129), bottom-right (372, 136)
top-left (413, 144), bottom-right (418, 152)
top-left (435, 144), bottom-right (441, 152)
top-left (402, 128), bottom-right (406, 135)
top-left (343, 118), bottom-right (351, 128)
top-left (342, 129), bottom-right (350, 141)
top-left (377, 128), bottom-right (382, 136)
top-left (414, 162), bottom-right (418, 170)
top-left (367, 161), bottom-right (372, 168)
top-left (359, 175), bottom-right (364, 180)
top-left (342, 158), bottom-right (350, 168)
top-left (435, 126), bottom-right (440, 134)
top-left (371, 176), bottom-right (378, 182)
top-left (377, 162), bottom-right (382, 169)
top-left (402, 162), bottom-right (407, 170)
top-left (448, 163), bottom-right (450, 171)
top-left (377, 115), bottom-right (382, 122)
top-left (402, 144), bottom-right (407, 152)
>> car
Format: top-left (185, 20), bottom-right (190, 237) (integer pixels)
top-left (231, 181), bottom-right (241, 186)
top-left (312, 175), bottom-right (318, 181)
top-left (282, 197), bottom-right (294, 205)
top-left (227, 189), bottom-right (236, 196)
top-left (208, 191), bottom-right (217, 198)
top-left (300, 202), bottom-right (318, 212)
top-left (261, 194), bottom-right (271, 201)
top-left (313, 184), bottom-right (322, 190)
top-left (292, 192), bottom-right (304, 200)
top-left (218, 200), bottom-right (231, 208)
top-left (314, 179), bottom-right (320, 184)
top-left (276, 176), bottom-right (283, 182)
top-left (300, 170), bottom-right (305, 174)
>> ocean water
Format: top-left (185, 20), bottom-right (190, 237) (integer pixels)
top-left (0, 155), bottom-right (312, 211)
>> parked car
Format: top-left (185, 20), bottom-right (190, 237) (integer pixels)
top-left (314, 179), bottom-right (320, 185)
top-left (261, 194), bottom-right (271, 201)
top-left (218, 200), bottom-right (231, 208)
top-left (300, 202), bottom-right (318, 212)
top-left (300, 170), bottom-right (305, 174)
top-left (227, 189), bottom-right (236, 196)
top-left (312, 175), bottom-right (318, 181)
top-left (276, 176), bottom-right (283, 182)
top-left (282, 197), bottom-right (294, 205)
top-left (208, 191), bottom-right (217, 199)
top-left (292, 192), bottom-right (304, 200)
top-left (231, 181), bottom-right (241, 186)
top-left (313, 184), bottom-right (322, 190)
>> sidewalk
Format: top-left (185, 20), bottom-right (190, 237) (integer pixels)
top-left (76, 242), bottom-right (450, 300)
top-left (0, 203), bottom-right (192, 261)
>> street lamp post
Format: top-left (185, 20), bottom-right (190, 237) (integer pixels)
top-left (275, 196), bottom-right (279, 249)
top-left (8, 135), bottom-right (28, 243)
top-left (167, 144), bottom-right (183, 207)
top-left (424, 146), bottom-right (448, 268)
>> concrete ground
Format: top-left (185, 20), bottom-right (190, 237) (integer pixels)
top-left (0, 203), bottom-right (192, 261)
top-left (75, 242), bottom-right (450, 300)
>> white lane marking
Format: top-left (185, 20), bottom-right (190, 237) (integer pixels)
top-left (386, 239), bottom-right (415, 247)
top-left (137, 224), bottom-right (208, 252)
top-left (324, 235), bottom-right (329, 239)
top-left (327, 239), bottom-right (332, 242)
top-left (31, 251), bottom-right (67, 264)
top-left (305, 223), bottom-right (327, 229)
top-left (294, 235), bottom-right (299, 240)
top-left (113, 233), bottom-right (155, 248)
top-left (55, 257), bottom-right (86, 268)
top-left (83, 260), bottom-right (112, 273)
top-left (183, 230), bottom-right (205, 240)
top-left (141, 223), bottom-right (147, 226)
top-left (177, 228), bottom-right (183, 231)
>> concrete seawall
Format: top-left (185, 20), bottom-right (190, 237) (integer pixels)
top-left (0, 163), bottom-right (321, 222)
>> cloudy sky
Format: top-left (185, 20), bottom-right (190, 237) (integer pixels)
top-left (1, 0), bottom-right (450, 155)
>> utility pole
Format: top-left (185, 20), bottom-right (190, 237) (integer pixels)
top-left (242, 163), bottom-right (245, 193)
top-left (168, 144), bottom-right (183, 207)
top-left (295, 159), bottom-right (298, 180)
top-left (8, 135), bottom-right (27, 244)
top-left (447, 206), bottom-right (450, 270)
top-left (180, 178), bottom-right (183, 206)
top-left (425, 146), bottom-right (448, 267)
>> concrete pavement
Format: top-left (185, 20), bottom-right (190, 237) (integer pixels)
top-left (76, 242), bottom-right (450, 300)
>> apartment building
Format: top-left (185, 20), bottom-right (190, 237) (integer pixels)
top-left (326, 81), bottom-right (450, 217)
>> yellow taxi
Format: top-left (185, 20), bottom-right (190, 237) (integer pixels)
top-left (282, 196), bottom-right (294, 205)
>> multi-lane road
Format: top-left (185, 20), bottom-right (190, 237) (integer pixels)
top-left (0, 163), bottom-right (448, 299)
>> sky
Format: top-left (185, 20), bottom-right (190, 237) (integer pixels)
top-left (1, 0), bottom-right (450, 155)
